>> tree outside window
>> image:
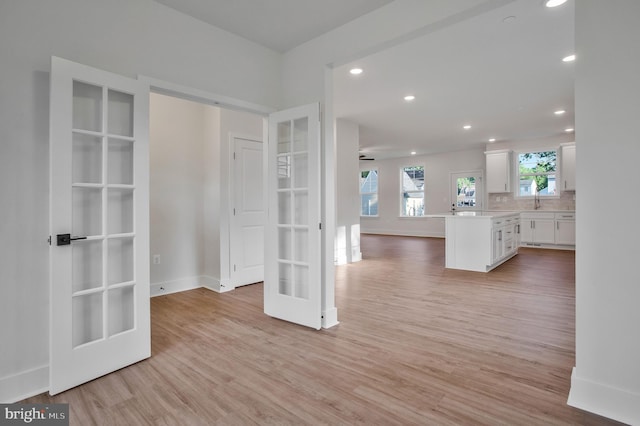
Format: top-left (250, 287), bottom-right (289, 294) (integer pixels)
top-left (518, 150), bottom-right (557, 196)
top-left (401, 166), bottom-right (424, 216)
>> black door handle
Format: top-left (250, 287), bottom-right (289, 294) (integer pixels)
top-left (56, 234), bottom-right (87, 246)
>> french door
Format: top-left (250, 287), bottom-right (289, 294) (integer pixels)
top-left (265, 104), bottom-right (322, 329)
top-left (49, 57), bottom-right (150, 394)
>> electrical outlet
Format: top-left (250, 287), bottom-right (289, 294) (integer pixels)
top-left (153, 255), bottom-right (161, 265)
top-left (496, 196), bottom-right (501, 202)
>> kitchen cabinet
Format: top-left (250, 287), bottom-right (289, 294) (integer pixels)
top-left (432, 211), bottom-right (519, 272)
top-left (560, 143), bottom-right (576, 191)
top-left (485, 150), bottom-right (511, 193)
top-left (520, 212), bottom-right (555, 245)
top-left (555, 212), bottom-right (576, 245)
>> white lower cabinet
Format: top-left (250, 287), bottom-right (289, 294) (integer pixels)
top-left (555, 213), bottom-right (576, 245)
top-left (520, 212), bottom-right (575, 247)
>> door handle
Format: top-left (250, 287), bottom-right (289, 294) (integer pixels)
top-left (56, 233), bottom-right (87, 246)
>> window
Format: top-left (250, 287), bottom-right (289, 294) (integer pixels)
top-left (400, 166), bottom-right (424, 216)
top-left (517, 150), bottom-right (557, 197)
top-left (360, 169), bottom-right (378, 216)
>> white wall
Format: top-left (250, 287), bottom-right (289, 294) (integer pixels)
top-left (150, 93), bottom-right (206, 293)
top-left (360, 149), bottom-right (485, 237)
top-left (335, 119), bottom-right (361, 264)
top-left (0, 0), bottom-right (279, 401)
top-left (568, 1), bottom-right (640, 424)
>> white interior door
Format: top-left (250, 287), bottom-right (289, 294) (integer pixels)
top-left (49, 57), bottom-right (150, 395)
top-left (265, 104), bottom-right (321, 329)
top-left (231, 137), bottom-right (265, 287)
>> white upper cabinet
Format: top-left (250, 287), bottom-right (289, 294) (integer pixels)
top-left (561, 143), bottom-right (576, 191)
top-left (485, 150), bottom-right (511, 193)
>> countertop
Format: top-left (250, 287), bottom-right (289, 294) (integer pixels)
top-left (425, 211), bottom-right (519, 219)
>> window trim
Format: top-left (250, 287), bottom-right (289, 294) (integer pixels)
top-left (399, 164), bottom-right (425, 217)
top-left (359, 168), bottom-right (379, 217)
top-left (514, 148), bottom-right (560, 199)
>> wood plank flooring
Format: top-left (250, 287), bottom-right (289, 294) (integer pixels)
top-left (26, 235), bottom-right (624, 425)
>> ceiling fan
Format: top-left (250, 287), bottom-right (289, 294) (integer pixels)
top-left (359, 153), bottom-right (375, 161)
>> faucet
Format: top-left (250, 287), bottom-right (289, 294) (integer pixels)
top-left (534, 192), bottom-right (541, 210)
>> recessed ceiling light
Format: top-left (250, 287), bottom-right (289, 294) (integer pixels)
top-left (489, 138), bottom-right (496, 142)
top-left (563, 54), bottom-right (576, 62)
top-left (411, 151), bottom-right (417, 155)
top-left (502, 15), bottom-right (516, 24)
top-left (545, 0), bottom-right (567, 7)
top-left (463, 125), bottom-right (472, 130)
top-left (555, 110), bottom-right (566, 115)
top-left (404, 95), bottom-right (415, 101)
top-left (565, 127), bottom-right (574, 132)
top-left (349, 68), bottom-right (363, 75)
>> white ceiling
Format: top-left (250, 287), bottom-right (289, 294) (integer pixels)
top-left (153, 0), bottom-right (394, 52)
top-left (335, 0), bottom-right (575, 159)
top-left (153, 0), bottom-right (574, 161)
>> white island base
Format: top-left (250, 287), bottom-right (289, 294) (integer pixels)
top-left (429, 212), bottom-right (520, 272)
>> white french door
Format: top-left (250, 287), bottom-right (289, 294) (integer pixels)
top-left (265, 104), bottom-right (322, 330)
top-left (230, 137), bottom-right (265, 287)
top-left (49, 57), bottom-right (150, 395)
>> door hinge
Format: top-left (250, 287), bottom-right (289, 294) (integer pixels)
top-left (234, 264), bottom-right (236, 272)
top-left (233, 208), bottom-right (236, 216)
top-left (47, 236), bottom-right (51, 245)
top-left (319, 223), bottom-right (322, 230)
top-left (233, 152), bottom-right (236, 160)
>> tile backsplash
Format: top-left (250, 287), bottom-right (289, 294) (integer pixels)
top-left (487, 190), bottom-right (575, 211)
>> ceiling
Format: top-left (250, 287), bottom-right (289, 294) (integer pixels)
top-left (153, 0), bottom-right (574, 161)
top-left (153, 0), bottom-right (394, 52)
top-left (335, 0), bottom-right (575, 159)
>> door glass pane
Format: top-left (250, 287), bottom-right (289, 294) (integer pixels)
top-left (107, 188), bottom-right (134, 234)
top-left (73, 187), bottom-right (102, 237)
top-left (108, 139), bottom-right (134, 184)
top-left (293, 192), bottom-right (308, 225)
top-left (294, 229), bottom-right (308, 263)
top-left (73, 133), bottom-right (102, 184)
top-left (277, 121), bottom-right (291, 154)
top-left (456, 177), bottom-right (476, 207)
top-left (73, 292), bottom-right (103, 347)
top-left (278, 228), bottom-right (292, 260)
top-left (108, 286), bottom-right (134, 336)
top-left (278, 263), bottom-right (292, 296)
top-left (72, 240), bottom-right (103, 293)
top-left (293, 118), bottom-right (308, 152)
top-left (107, 89), bottom-right (134, 137)
top-left (294, 265), bottom-right (309, 300)
top-left (277, 155), bottom-right (291, 188)
top-left (278, 192), bottom-right (291, 224)
top-left (108, 237), bottom-right (134, 285)
top-left (73, 81), bottom-right (102, 132)
top-left (293, 153), bottom-right (308, 188)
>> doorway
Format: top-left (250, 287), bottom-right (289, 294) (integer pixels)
top-left (149, 92), bottom-right (265, 295)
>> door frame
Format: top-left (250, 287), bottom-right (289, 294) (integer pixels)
top-left (228, 132), bottom-right (265, 289)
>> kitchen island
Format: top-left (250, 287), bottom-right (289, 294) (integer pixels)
top-left (427, 211), bottom-right (520, 272)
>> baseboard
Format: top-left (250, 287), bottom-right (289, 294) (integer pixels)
top-left (321, 307), bottom-right (339, 329)
top-left (361, 231), bottom-right (445, 238)
top-left (567, 367), bottom-right (640, 425)
top-left (200, 275), bottom-right (233, 293)
top-left (150, 276), bottom-right (202, 297)
top-left (0, 365), bottom-right (48, 403)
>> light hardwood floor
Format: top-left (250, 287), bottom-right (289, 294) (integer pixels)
top-left (27, 235), bottom-right (623, 425)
